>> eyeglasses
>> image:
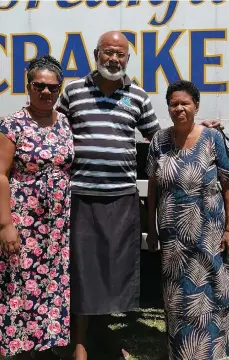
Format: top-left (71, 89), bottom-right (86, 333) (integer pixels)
top-left (99, 49), bottom-right (127, 59)
top-left (31, 82), bottom-right (61, 93)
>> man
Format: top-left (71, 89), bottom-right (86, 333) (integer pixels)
top-left (56, 31), bottom-right (160, 360)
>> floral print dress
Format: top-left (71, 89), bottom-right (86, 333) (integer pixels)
top-left (146, 127), bottom-right (229, 360)
top-left (0, 109), bottom-right (74, 357)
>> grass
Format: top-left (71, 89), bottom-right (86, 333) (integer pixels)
top-left (87, 308), bottom-right (167, 360)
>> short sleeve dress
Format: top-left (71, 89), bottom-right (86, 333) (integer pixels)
top-left (146, 127), bottom-right (229, 360)
top-left (0, 109), bottom-right (74, 357)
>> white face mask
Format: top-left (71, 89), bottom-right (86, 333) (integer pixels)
top-left (97, 59), bottom-right (126, 81)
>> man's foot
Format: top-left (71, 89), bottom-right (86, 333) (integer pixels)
top-left (121, 348), bottom-right (130, 359)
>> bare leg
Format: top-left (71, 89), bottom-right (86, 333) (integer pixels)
top-left (72, 314), bottom-right (89, 360)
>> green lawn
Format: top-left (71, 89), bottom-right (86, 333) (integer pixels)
top-left (87, 308), bottom-right (167, 360)
top-left (86, 251), bottom-right (166, 359)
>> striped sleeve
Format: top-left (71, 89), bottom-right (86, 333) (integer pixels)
top-left (55, 86), bottom-right (70, 116)
top-left (137, 94), bottom-right (160, 138)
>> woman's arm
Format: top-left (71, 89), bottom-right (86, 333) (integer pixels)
top-left (221, 180), bottom-right (229, 232)
top-left (0, 133), bottom-right (19, 253)
top-left (147, 176), bottom-right (159, 252)
top-left (214, 129), bottom-right (229, 259)
top-left (220, 179), bottom-right (229, 259)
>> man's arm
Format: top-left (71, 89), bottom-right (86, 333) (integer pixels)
top-left (147, 176), bottom-right (159, 251)
top-left (201, 120), bottom-right (222, 129)
top-left (55, 87), bottom-right (70, 117)
top-left (146, 134), bottom-right (153, 142)
top-left (137, 94), bottom-right (160, 141)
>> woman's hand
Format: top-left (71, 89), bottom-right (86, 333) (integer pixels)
top-left (221, 231), bottom-right (229, 260)
top-left (0, 223), bottom-right (20, 254)
top-left (146, 231), bottom-right (159, 252)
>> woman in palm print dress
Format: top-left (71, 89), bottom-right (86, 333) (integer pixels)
top-left (146, 80), bottom-right (229, 360)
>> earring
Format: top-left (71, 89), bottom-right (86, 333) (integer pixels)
top-left (26, 95), bottom-right (30, 106)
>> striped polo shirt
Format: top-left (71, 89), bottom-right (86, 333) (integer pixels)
top-left (56, 71), bottom-right (160, 196)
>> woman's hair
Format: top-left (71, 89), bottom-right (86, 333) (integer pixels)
top-left (27, 55), bottom-right (63, 84)
top-left (166, 80), bottom-right (200, 105)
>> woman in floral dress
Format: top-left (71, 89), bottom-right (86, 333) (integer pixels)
top-left (0, 55), bottom-right (74, 359)
top-left (146, 80), bottom-right (229, 359)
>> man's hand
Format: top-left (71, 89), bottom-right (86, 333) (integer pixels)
top-left (0, 223), bottom-right (20, 254)
top-left (201, 120), bottom-right (223, 130)
top-left (146, 231), bottom-right (159, 252)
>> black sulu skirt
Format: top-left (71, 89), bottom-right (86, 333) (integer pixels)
top-left (70, 192), bottom-right (140, 315)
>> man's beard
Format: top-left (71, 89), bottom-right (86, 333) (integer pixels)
top-left (97, 59), bottom-right (126, 81)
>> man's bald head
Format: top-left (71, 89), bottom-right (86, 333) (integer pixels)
top-left (94, 31), bottom-right (130, 82)
top-left (97, 31), bottom-right (129, 53)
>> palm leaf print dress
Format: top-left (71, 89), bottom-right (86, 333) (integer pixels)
top-left (146, 127), bottom-right (229, 360)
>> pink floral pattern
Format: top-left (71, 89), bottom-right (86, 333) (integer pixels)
top-left (0, 109), bottom-right (74, 357)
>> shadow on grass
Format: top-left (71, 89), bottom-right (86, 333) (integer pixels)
top-left (88, 310), bottom-right (167, 360)
top-left (140, 250), bottom-right (163, 309)
top-left (87, 251), bottom-right (167, 360)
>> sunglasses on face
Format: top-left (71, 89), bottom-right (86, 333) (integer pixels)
top-left (31, 82), bottom-right (61, 93)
